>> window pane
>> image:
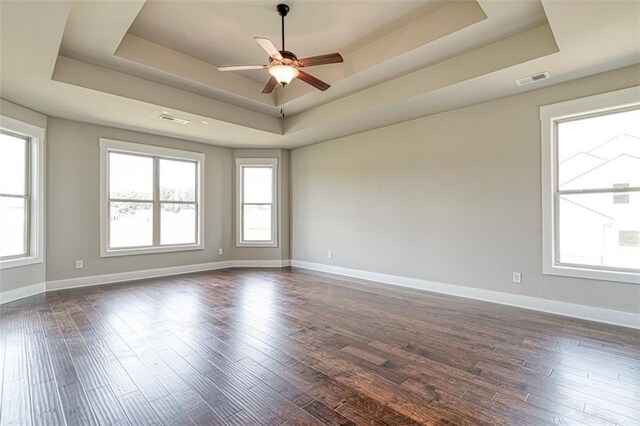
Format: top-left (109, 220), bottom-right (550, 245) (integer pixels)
top-left (558, 109), bottom-right (640, 190)
top-left (0, 132), bottom-right (27, 195)
top-left (243, 204), bottom-right (272, 241)
top-left (243, 167), bottom-right (272, 203)
top-left (0, 196), bottom-right (26, 257)
top-left (109, 153), bottom-right (153, 200)
top-left (160, 159), bottom-right (196, 202)
top-left (109, 201), bottom-right (153, 248)
top-left (161, 203), bottom-right (196, 245)
top-left (558, 192), bottom-right (640, 270)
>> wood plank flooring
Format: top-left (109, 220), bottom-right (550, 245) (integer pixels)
top-left (1, 267), bottom-right (639, 425)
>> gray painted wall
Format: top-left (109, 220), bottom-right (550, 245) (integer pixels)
top-left (290, 65), bottom-right (640, 314)
top-left (44, 119), bottom-right (291, 283)
top-left (45, 118), bottom-right (233, 281)
top-left (1, 114), bottom-right (291, 293)
top-left (0, 100), bottom-right (47, 292)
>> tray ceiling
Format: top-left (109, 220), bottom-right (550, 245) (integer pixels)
top-left (1, 0), bottom-right (638, 148)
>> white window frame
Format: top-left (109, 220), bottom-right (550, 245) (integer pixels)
top-left (540, 86), bottom-right (640, 284)
top-left (236, 158), bottom-right (278, 248)
top-left (100, 138), bottom-right (205, 257)
top-left (0, 115), bottom-right (45, 270)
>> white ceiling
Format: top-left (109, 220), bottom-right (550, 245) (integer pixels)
top-left (0, 0), bottom-right (638, 149)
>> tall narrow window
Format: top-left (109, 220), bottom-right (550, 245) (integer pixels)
top-left (100, 139), bottom-right (204, 257)
top-left (236, 158), bottom-right (278, 247)
top-left (0, 116), bottom-right (44, 269)
top-left (541, 87), bottom-right (640, 284)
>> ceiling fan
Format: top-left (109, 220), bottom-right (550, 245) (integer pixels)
top-left (217, 3), bottom-right (343, 94)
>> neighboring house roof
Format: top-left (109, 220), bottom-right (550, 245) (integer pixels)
top-left (588, 134), bottom-right (640, 160)
top-left (559, 196), bottom-right (613, 223)
top-left (560, 134), bottom-right (639, 185)
top-left (560, 154), bottom-right (640, 190)
top-left (559, 152), bottom-right (606, 185)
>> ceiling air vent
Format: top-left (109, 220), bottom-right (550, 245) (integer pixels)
top-left (515, 72), bottom-right (550, 87)
top-left (158, 113), bottom-right (190, 125)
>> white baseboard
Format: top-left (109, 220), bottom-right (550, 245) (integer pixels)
top-left (0, 282), bottom-right (46, 304)
top-left (291, 260), bottom-right (640, 330)
top-left (6, 259), bottom-right (637, 330)
top-left (230, 259), bottom-right (291, 268)
top-left (46, 259), bottom-right (289, 292)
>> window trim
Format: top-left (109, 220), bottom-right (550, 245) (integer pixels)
top-left (540, 86), bottom-right (640, 284)
top-left (0, 115), bottom-right (45, 270)
top-left (99, 138), bottom-right (205, 257)
top-left (235, 158), bottom-right (278, 248)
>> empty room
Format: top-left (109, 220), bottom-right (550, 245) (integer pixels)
top-left (1, 0), bottom-right (639, 424)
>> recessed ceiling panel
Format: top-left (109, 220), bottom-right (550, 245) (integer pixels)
top-left (128, 0), bottom-right (443, 82)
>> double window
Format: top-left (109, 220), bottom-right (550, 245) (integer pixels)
top-left (100, 139), bottom-right (204, 256)
top-left (0, 116), bottom-right (44, 269)
top-left (236, 158), bottom-right (278, 247)
top-left (541, 87), bottom-right (640, 284)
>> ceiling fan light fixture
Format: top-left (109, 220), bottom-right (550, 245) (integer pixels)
top-left (269, 64), bottom-right (299, 85)
top-left (218, 3), bottom-right (341, 95)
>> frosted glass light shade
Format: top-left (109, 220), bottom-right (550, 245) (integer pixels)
top-left (269, 65), bottom-right (299, 84)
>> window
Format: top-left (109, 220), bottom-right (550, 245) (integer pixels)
top-left (0, 116), bottom-right (44, 269)
top-left (541, 86), bottom-right (640, 284)
top-left (100, 139), bottom-right (204, 256)
top-left (236, 158), bottom-right (278, 247)
top-left (613, 183), bottom-right (629, 204)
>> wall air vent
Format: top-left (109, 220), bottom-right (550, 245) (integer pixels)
top-left (515, 72), bottom-right (550, 87)
top-left (158, 113), bottom-right (190, 125)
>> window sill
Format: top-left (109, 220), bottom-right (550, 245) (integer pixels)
top-left (0, 255), bottom-right (44, 270)
top-left (544, 264), bottom-right (640, 284)
top-left (236, 242), bottom-right (278, 248)
top-left (101, 244), bottom-right (204, 258)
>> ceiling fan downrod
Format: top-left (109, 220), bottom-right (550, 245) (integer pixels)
top-left (277, 4), bottom-right (289, 51)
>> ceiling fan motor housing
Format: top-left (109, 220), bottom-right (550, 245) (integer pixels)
top-left (270, 50), bottom-right (297, 65)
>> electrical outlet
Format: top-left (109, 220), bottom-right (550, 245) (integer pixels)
top-left (512, 272), bottom-right (522, 284)
top-left (75, 260), bottom-right (84, 269)
top-left (218, 248), bottom-right (223, 255)
top-left (327, 250), bottom-right (332, 259)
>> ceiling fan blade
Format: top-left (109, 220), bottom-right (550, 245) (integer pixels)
top-left (255, 37), bottom-right (283, 61)
top-left (218, 65), bottom-right (267, 71)
top-left (297, 53), bottom-right (343, 67)
top-left (261, 76), bottom-right (278, 94)
top-left (297, 70), bottom-right (330, 91)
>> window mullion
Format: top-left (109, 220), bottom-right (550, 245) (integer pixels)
top-left (195, 162), bottom-right (199, 245)
top-left (0, 193), bottom-right (29, 199)
top-left (240, 200), bottom-right (245, 242)
top-left (24, 194), bottom-right (30, 256)
top-left (557, 187), bottom-right (640, 196)
top-left (153, 157), bottom-right (160, 246)
top-left (24, 138), bottom-right (31, 256)
top-left (108, 197), bottom-right (155, 203)
top-left (157, 200), bottom-right (197, 205)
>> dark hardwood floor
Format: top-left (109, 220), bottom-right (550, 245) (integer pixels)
top-left (1, 267), bottom-right (639, 425)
